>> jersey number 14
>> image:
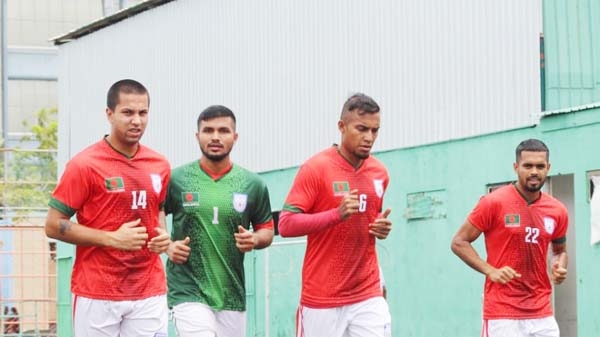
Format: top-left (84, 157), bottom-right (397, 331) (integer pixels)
top-left (131, 190), bottom-right (148, 209)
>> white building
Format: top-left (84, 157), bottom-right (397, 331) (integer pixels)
top-left (53, 0), bottom-right (544, 173)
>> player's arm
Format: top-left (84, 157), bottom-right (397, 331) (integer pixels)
top-left (451, 220), bottom-right (521, 284)
top-left (278, 209), bottom-right (340, 237)
top-left (278, 189), bottom-right (359, 237)
top-left (235, 220), bottom-right (275, 252)
top-left (45, 207), bottom-right (149, 250)
top-left (550, 240), bottom-right (568, 284)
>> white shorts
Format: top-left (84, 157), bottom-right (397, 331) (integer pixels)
top-left (72, 294), bottom-right (168, 337)
top-left (297, 296), bottom-right (391, 337)
top-left (482, 316), bottom-right (559, 337)
top-left (171, 302), bottom-right (246, 337)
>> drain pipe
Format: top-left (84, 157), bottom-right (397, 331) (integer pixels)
top-left (1, 0), bottom-right (7, 144)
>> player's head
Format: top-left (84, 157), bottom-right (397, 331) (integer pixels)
top-left (105, 79), bottom-right (150, 152)
top-left (515, 138), bottom-right (549, 162)
top-left (197, 105), bottom-right (236, 131)
top-left (338, 93), bottom-right (381, 166)
top-left (196, 105), bottom-right (238, 162)
top-left (106, 79), bottom-right (149, 110)
top-left (340, 93), bottom-right (380, 121)
top-left (514, 139), bottom-right (550, 194)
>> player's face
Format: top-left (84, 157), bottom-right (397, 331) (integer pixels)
top-left (196, 116), bottom-right (238, 162)
top-left (338, 110), bottom-right (380, 164)
top-left (514, 150), bottom-right (550, 194)
top-left (106, 92), bottom-right (149, 149)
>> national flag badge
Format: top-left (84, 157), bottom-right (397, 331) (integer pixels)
top-left (504, 214), bottom-right (521, 227)
top-left (182, 192), bottom-right (200, 207)
top-left (105, 177), bottom-right (125, 192)
top-left (333, 181), bottom-right (350, 196)
top-left (233, 193), bottom-right (248, 212)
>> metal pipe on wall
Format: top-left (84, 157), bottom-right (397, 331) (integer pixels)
top-left (1, 0), bottom-right (7, 144)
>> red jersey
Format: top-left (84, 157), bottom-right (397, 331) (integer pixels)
top-left (283, 147), bottom-right (389, 308)
top-left (49, 139), bottom-right (171, 300)
top-left (467, 184), bottom-right (568, 319)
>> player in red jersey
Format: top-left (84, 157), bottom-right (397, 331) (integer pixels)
top-left (45, 79), bottom-right (171, 337)
top-left (279, 93), bottom-right (392, 337)
top-left (451, 139), bottom-right (568, 337)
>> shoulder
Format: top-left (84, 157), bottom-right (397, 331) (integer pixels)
top-left (171, 161), bottom-right (199, 180)
top-left (475, 185), bottom-right (513, 209)
top-left (232, 164), bottom-right (267, 186)
top-left (365, 155), bottom-right (388, 173)
top-left (541, 193), bottom-right (569, 214)
top-left (138, 144), bottom-right (169, 162)
top-left (302, 147), bottom-right (336, 169)
top-left (65, 141), bottom-right (104, 168)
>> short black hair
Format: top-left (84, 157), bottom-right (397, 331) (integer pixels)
top-left (516, 138), bottom-right (549, 162)
top-left (106, 79), bottom-right (149, 110)
top-left (197, 105), bottom-right (237, 130)
top-left (340, 93), bottom-right (380, 119)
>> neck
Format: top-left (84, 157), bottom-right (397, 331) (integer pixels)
top-left (200, 157), bottom-right (232, 176)
top-left (515, 183), bottom-right (541, 204)
top-left (105, 135), bottom-right (138, 158)
top-left (335, 145), bottom-right (362, 169)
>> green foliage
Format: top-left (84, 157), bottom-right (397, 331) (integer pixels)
top-left (2, 108), bottom-right (58, 216)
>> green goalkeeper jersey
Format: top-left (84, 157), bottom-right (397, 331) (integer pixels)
top-left (165, 161), bottom-right (272, 311)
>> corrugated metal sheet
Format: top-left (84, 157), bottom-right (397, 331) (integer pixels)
top-left (543, 0), bottom-right (598, 111)
top-left (57, 0), bottom-right (542, 173)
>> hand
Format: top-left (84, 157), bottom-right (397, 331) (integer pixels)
top-left (551, 260), bottom-right (567, 284)
top-left (369, 208), bottom-right (392, 239)
top-left (167, 237), bottom-right (191, 264)
top-left (234, 226), bottom-right (256, 253)
top-left (338, 189), bottom-right (360, 220)
top-left (147, 227), bottom-right (171, 254)
top-left (108, 219), bottom-right (148, 251)
top-left (487, 266), bottom-right (521, 284)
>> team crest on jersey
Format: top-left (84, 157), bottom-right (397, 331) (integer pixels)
top-left (233, 193), bottom-right (248, 212)
top-left (543, 216), bottom-right (556, 234)
top-left (150, 174), bottom-right (162, 194)
top-left (105, 177), bottom-right (125, 192)
top-left (182, 192), bottom-right (200, 207)
top-left (333, 181), bottom-right (350, 196)
top-left (373, 179), bottom-right (384, 198)
top-left (504, 214), bottom-right (520, 227)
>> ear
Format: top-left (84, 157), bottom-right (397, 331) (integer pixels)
top-left (233, 132), bottom-right (239, 143)
top-left (106, 107), bottom-right (113, 120)
top-left (513, 161), bottom-right (518, 172)
top-left (338, 119), bottom-right (345, 132)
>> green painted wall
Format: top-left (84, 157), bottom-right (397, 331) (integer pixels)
top-left (543, 0), bottom-right (600, 110)
top-left (258, 107), bottom-right (600, 336)
top-left (55, 1), bottom-right (600, 335)
top-left (55, 108), bottom-right (600, 336)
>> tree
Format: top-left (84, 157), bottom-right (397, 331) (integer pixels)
top-left (1, 107), bottom-right (57, 219)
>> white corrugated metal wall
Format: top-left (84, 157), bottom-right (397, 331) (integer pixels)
top-left (58, 0), bottom-right (542, 173)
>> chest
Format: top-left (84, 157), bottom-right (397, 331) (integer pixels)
top-left (489, 204), bottom-right (559, 245)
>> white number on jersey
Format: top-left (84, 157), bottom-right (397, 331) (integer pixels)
top-left (212, 206), bottom-right (219, 224)
top-left (525, 226), bottom-right (539, 244)
top-left (359, 194), bottom-right (367, 212)
top-left (131, 190), bottom-right (148, 210)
